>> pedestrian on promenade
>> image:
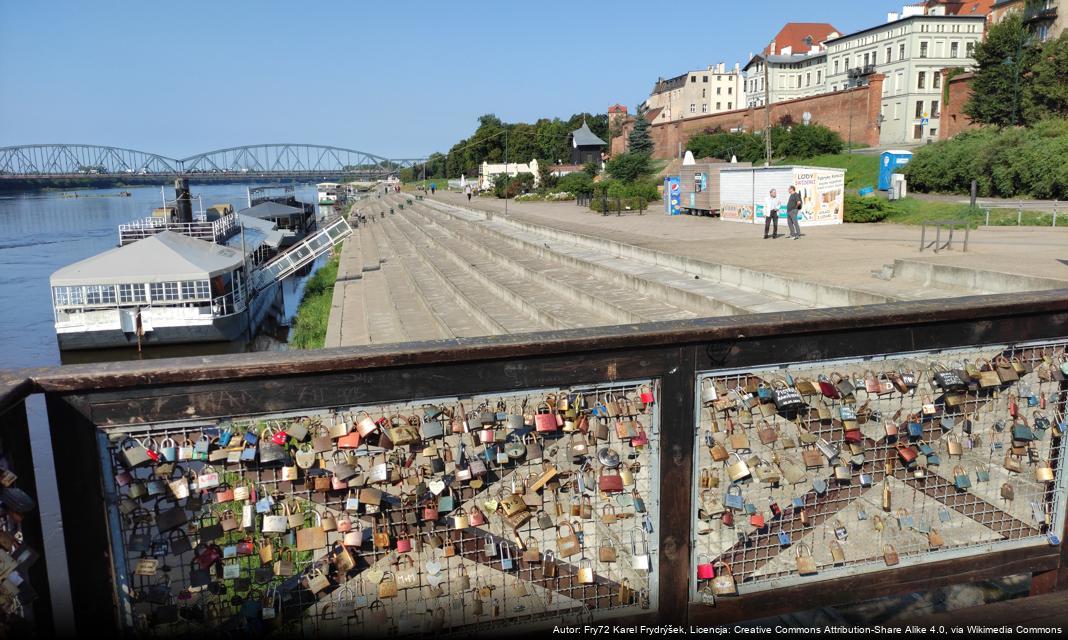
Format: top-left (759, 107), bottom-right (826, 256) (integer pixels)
top-left (430, 182), bottom-right (436, 195)
top-left (763, 188), bottom-right (781, 239)
top-left (465, 184), bottom-right (472, 201)
top-left (786, 185), bottom-right (802, 239)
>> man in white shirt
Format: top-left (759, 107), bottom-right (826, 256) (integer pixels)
top-left (763, 189), bottom-right (781, 239)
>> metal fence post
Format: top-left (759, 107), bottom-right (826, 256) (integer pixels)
top-left (1053, 200), bottom-right (1058, 227)
top-left (1017, 205), bottom-right (1022, 226)
top-left (985, 209), bottom-right (990, 227)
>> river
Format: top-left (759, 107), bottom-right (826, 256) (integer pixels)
top-left (0, 182), bottom-right (336, 369)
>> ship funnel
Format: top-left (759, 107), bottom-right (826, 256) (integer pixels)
top-left (174, 177), bottom-right (193, 223)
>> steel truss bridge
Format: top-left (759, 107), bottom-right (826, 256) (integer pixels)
top-left (0, 144), bottom-right (425, 180)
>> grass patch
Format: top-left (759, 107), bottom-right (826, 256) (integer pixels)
top-left (778, 153), bottom-right (880, 190)
top-left (847, 196), bottom-right (1058, 227)
top-left (288, 249), bottom-right (341, 349)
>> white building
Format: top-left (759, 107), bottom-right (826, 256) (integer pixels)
top-left (479, 159), bottom-right (542, 191)
top-left (642, 63), bottom-right (746, 123)
top-left (743, 50), bottom-right (829, 107)
top-left (824, 13), bottom-right (986, 144)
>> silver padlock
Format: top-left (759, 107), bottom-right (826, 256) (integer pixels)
top-left (816, 437), bottom-right (839, 461)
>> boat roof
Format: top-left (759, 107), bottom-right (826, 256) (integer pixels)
top-left (235, 201), bottom-right (305, 220)
top-left (51, 231), bottom-right (244, 286)
top-left (229, 213), bottom-right (286, 251)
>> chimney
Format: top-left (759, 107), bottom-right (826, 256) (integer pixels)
top-left (174, 177), bottom-right (193, 224)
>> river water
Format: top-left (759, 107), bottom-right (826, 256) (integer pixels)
top-left (0, 182), bottom-right (333, 369)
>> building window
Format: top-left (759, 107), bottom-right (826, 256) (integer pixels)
top-left (118, 283), bottom-right (147, 304)
top-left (85, 285), bottom-right (116, 305)
top-left (929, 127), bottom-right (937, 137)
top-left (966, 42), bottom-right (975, 56)
top-left (181, 280), bottom-right (210, 300)
top-left (728, 87), bottom-right (732, 94)
top-left (690, 103), bottom-right (696, 113)
top-left (150, 282), bottom-right (180, 302)
top-left (690, 76), bottom-right (696, 83)
top-left (717, 87), bottom-right (722, 95)
top-left (931, 100), bottom-right (940, 117)
top-left (53, 286), bottom-right (84, 307)
top-left (727, 102), bottom-right (732, 109)
top-left (716, 102), bottom-right (721, 110)
top-left (950, 42), bottom-right (959, 58)
top-left (834, 59), bottom-right (839, 74)
top-left (864, 53), bottom-right (870, 67)
top-left (920, 41), bottom-right (928, 58)
top-left (817, 70), bottom-right (822, 84)
top-left (900, 43), bottom-right (906, 59)
top-left (702, 88), bottom-right (706, 98)
top-left (894, 102), bottom-right (900, 119)
top-left (886, 46), bottom-right (892, 62)
top-left (914, 124), bottom-right (924, 139)
top-left (933, 73), bottom-right (941, 89)
top-left (703, 75), bottom-right (708, 82)
top-left (895, 72), bottom-right (902, 92)
top-left (806, 72), bottom-right (811, 86)
top-left (918, 71), bottom-right (926, 89)
top-left (702, 103), bottom-right (708, 113)
top-left (916, 100), bottom-right (924, 118)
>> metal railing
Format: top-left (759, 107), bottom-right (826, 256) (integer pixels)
top-left (117, 215), bottom-right (237, 246)
top-left (2, 289), bottom-right (1068, 635)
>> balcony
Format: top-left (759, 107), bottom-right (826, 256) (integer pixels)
top-left (1024, 4), bottom-right (1057, 23)
top-left (847, 64), bottom-right (877, 78)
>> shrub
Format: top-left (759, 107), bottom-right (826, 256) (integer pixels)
top-left (556, 172), bottom-right (594, 195)
top-left (492, 172), bottom-right (536, 198)
top-left (902, 119), bottom-right (1068, 198)
top-left (843, 194), bottom-right (891, 223)
top-left (605, 152), bottom-right (653, 183)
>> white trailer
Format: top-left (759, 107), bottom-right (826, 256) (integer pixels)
top-left (719, 166), bottom-right (846, 226)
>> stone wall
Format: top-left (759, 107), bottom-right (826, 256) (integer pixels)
top-left (614, 74), bottom-right (884, 159)
top-left (939, 71), bottom-right (979, 140)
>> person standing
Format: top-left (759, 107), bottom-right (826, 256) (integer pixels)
top-left (786, 185), bottom-right (802, 239)
top-left (464, 183), bottom-right (472, 201)
top-left (430, 182), bottom-right (436, 195)
top-left (763, 188), bottom-right (781, 239)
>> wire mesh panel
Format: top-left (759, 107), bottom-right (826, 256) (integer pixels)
top-left (691, 341), bottom-right (1068, 602)
top-left (99, 380), bottom-right (660, 635)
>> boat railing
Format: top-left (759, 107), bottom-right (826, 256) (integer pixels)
top-left (117, 214), bottom-right (238, 246)
top-left (211, 289), bottom-right (246, 317)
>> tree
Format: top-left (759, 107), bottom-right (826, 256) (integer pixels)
top-left (1023, 31), bottom-right (1068, 123)
top-left (628, 108), bottom-right (654, 155)
top-left (964, 13), bottom-right (1038, 126)
top-left (605, 152), bottom-right (652, 183)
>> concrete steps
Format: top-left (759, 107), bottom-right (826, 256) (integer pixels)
top-left (370, 218), bottom-right (450, 342)
top-left (887, 259), bottom-right (1068, 296)
top-left (384, 214), bottom-right (547, 334)
top-left (394, 207), bottom-right (623, 330)
top-left (359, 224), bottom-right (409, 344)
top-left (421, 200), bottom-right (811, 316)
top-left (376, 215), bottom-right (494, 338)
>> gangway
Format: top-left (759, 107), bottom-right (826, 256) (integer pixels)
top-left (250, 216), bottom-right (351, 292)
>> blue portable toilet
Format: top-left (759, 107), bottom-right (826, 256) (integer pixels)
top-left (878, 150), bottom-right (913, 191)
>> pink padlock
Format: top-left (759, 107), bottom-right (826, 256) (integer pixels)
top-left (396, 537), bottom-right (413, 553)
top-left (639, 385), bottom-right (655, 404)
top-left (469, 506), bottom-right (486, 527)
top-left (696, 555), bottom-right (715, 580)
top-left (631, 423), bottom-right (650, 447)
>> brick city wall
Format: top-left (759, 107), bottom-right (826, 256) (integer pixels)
top-left (614, 74), bottom-right (884, 159)
top-left (939, 71), bottom-right (979, 140)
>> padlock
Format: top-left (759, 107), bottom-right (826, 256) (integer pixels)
top-left (725, 453), bottom-right (751, 482)
top-left (577, 558), bottom-right (595, 584)
top-left (953, 465), bottom-right (971, 490)
top-left (777, 528), bottom-right (791, 546)
top-left (710, 561), bottom-right (736, 595)
top-left (883, 544), bottom-right (899, 566)
top-left (499, 542), bottom-right (514, 570)
top-left (833, 519), bottom-right (848, 540)
top-left (723, 484), bottom-right (744, 510)
top-left (1037, 460), bottom-right (1055, 482)
top-left (795, 544), bottom-right (817, 576)
top-left (829, 540), bottom-right (846, 563)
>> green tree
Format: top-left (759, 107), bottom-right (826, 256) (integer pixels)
top-left (964, 13), bottom-right (1039, 126)
top-left (1023, 31), bottom-right (1068, 122)
top-left (582, 160), bottom-right (600, 177)
top-left (775, 124), bottom-right (844, 158)
top-left (605, 152), bottom-right (652, 183)
top-left (628, 109), bottom-right (654, 155)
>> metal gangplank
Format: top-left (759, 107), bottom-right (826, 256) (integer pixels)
top-left (250, 216), bottom-right (352, 292)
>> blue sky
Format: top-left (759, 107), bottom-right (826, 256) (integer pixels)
top-left (0, 1), bottom-right (897, 158)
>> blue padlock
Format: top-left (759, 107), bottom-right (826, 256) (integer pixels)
top-left (777, 529), bottom-right (791, 546)
top-left (812, 478), bottom-right (828, 495)
top-left (218, 426), bottom-right (234, 447)
top-left (724, 484), bottom-right (744, 510)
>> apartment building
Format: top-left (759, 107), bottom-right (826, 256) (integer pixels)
top-left (742, 51), bottom-right (829, 107)
top-left (741, 22), bottom-right (840, 107)
top-left (993, 0), bottom-right (1064, 41)
top-left (824, 14), bottom-right (986, 144)
top-left (643, 63), bottom-right (745, 124)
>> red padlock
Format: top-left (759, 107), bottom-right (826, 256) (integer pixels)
top-left (396, 536), bottom-right (413, 553)
top-left (423, 503), bottom-right (439, 521)
top-left (639, 386), bottom-right (655, 405)
top-left (769, 501), bottom-right (782, 518)
top-left (469, 506), bottom-right (486, 526)
top-left (722, 511), bottom-right (734, 527)
top-left (843, 429), bottom-right (863, 444)
top-left (272, 429), bottom-right (288, 446)
top-left (145, 448), bottom-right (161, 463)
top-left (1009, 395), bottom-right (1018, 418)
top-left (750, 513), bottom-right (766, 528)
top-left (631, 423), bottom-right (650, 447)
top-left (696, 555), bottom-right (715, 580)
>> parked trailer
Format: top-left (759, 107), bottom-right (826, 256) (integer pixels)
top-left (679, 161), bottom-right (752, 216)
top-left (719, 165), bottom-right (846, 226)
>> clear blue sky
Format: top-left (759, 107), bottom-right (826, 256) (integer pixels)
top-left (0, 1), bottom-right (896, 159)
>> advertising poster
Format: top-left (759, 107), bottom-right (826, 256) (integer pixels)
top-left (664, 176), bottom-right (681, 215)
top-left (794, 168), bottom-right (845, 225)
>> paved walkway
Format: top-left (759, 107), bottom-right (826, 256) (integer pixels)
top-left (431, 192), bottom-right (1068, 295)
top-left (910, 191), bottom-right (1065, 212)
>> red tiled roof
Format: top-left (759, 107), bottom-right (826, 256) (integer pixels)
top-left (765, 22), bottom-right (840, 55)
top-left (608, 104), bottom-right (628, 113)
top-left (644, 107), bottom-right (664, 122)
top-left (948, 0), bottom-right (996, 15)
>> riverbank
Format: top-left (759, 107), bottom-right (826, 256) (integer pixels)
top-left (287, 250), bottom-right (341, 349)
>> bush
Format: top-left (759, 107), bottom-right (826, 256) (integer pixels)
top-left (605, 152), bottom-right (653, 183)
top-left (556, 172), bottom-right (594, 195)
top-left (492, 172), bottom-right (536, 198)
top-left (776, 124), bottom-right (844, 158)
top-left (686, 124), bottom-right (843, 163)
top-left (902, 119), bottom-right (1068, 198)
top-left (843, 194), bottom-right (891, 223)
